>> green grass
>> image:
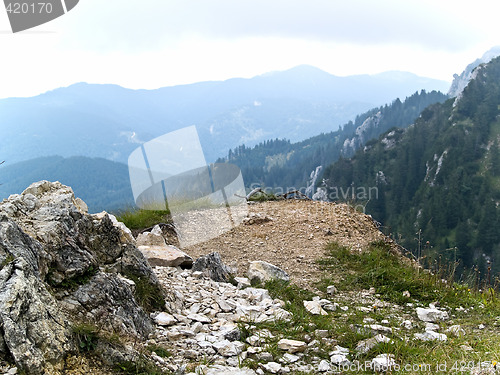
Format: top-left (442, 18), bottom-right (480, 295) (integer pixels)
top-left (124, 273), bottom-right (166, 313)
top-left (247, 191), bottom-right (279, 202)
top-left (0, 253), bottom-right (15, 270)
top-left (72, 323), bottom-right (99, 353)
top-left (113, 357), bottom-right (169, 375)
top-left (316, 241), bottom-right (481, 308)
top-left (239, 241), bottom-right (500, 374)
top-left (145, 344), bottom-right (172, 358)
top-left (115, 209), bottom-right (171, 231)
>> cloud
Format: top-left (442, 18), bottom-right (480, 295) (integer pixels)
top-left (58, 0), bottom-right (480, 53)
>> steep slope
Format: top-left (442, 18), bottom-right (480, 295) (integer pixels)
top-left (0, 67), bottom-right (449, 164)
top-left (220, 90), bottom-right (447, 190)
top-left (322, 56), bottom-right (500, 277)
top-left (448, 46), bottom-right (500, 97)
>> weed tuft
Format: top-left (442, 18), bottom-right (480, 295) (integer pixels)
top-left (72, 323), bottom-right (99, 353)
top-left (115, 209), bottom-right (171, 231)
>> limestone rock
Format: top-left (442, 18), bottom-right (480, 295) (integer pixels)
top-left (212, 339), bottom-right (244, 357)
top-left (154, 312), bottom-right (177, 326)
top-left (281, 353), bottom-right (300, 363)
top-left (64, 272), bottom-right (153, 338)
top-left (446, 325), bottom-right (465, 337)
top-left (139, 245), bottom-right (193, 268)
top-left (414, 330), bottom-right (447, 342)
top-left (318, 360), bottom-right (331, 372)
top-left (277, 339), bottom-right (307, 353)
top-left (192, 252), bottom-right (233, 282)
top-left (355, 334), bottom-right (393, 354)
top-left (93, 212), bottom-right (135, 245)
top-left (187, 313), bottom-right (211, 323)
top-left (416, 307), bottom-right (449, 322)
top-left (261, 362), bottom-right (282, 374)
top-left (303, 300), bottom-right (328, 315)
top-left (248, 261), bottom-right (289, 284)
top-left (326, 285), bottom-right (337, 295)
top-left (330, 354), bottom-right (351, 367)
top-left (0, 181), bottom-right (167, 373)
top-left (425, 322), bottom-right (440, 331)
top-left (0, 216), bottom-right (74, 374)
top-left (193, 365), bottom-right (257, 375)
top-left (136, 225), bottom-right (166, 247)
top-left (234, 276), bottom-right (251, 288)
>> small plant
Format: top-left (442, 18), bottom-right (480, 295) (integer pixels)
top-left (0, 253), bottom-right (15, 270)
top-left (145, 344), bottom-right (171, 358)
top-left (248, 191), bottom-right (278, 202)
top-left (114, 357), bottom-right (167, 375)
top-left (124, 273), bottom-right (166, 313)
top-left (73, 323), bottom-right (99, 353)
top-left (115, 208), bottom-right (171, 231)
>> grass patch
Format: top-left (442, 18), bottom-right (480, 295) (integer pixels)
top-left (317, 241), bottom-right (480, 308)
top-left (145, 344), bottom-right (172, 358)
top-left (115, 209), bottom-right (171, 231)
top-left (73, 323), bottom-right (99, 353)
top-left (113, 357), bottom-right (168, 375)
top-left (247, 191), bottom-right (279, 202)
top-left (0, 253), bottom-right (15, 270)
top-left (124, 273), bottom-right (166, 313)
top-left (239, 241), bottom-right (500, 374)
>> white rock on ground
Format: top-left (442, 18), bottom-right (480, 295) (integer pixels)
top-left (136, 225), bottom-right (167, 246)
top-left (416, 307), bottom-right (449, 322)
top-left (261, 362), bottom-right (282, 374)
top-left (303, 300), bottom-right (328, 315)
top-left (330, 354), bottom-right (351, 367)
top-left (446, 325), bottom-right (466, 337)
top-left (138, 245), bottom-right (193, 267)
top-left (414, 330), bottom-right (448, 342)
top-left (326, 285), bottom-right (337, 295)
top-left (190, 365), bottom-right (257, 375)
top-left (318, 359), bottom-right (332, 372)
top-left (355, 334), bottom-right (393, 354)
top-left (277, 339), bottom-right (307, 353)
top-left (248, 261), bottom-right (290, 284)
top-left (154, 312), bottom-right (177, 326)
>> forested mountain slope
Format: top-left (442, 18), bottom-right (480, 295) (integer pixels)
top-left (322, 56), bottom-right (500, 277)
top-left (220, 90), bottom-right (447, 190)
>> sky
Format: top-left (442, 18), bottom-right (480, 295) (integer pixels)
top-left (0, 0), bottom-right (500, 99)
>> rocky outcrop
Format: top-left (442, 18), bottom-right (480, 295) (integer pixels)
top-left (248, 260), bottom-right (290, 284)
top-left (0, 181), bottom-right (167, 373)
top-left (0, 217), bottom-right (73, 374)
top-left (138, 225), bottom-right (193, 268)
top-left (448, 46), bottom-right (500, 98)
top-left (192, 252), bottom-right (233, 282)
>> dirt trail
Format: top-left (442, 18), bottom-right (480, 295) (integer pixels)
top-left (184, 200), bottom-right (389, 289)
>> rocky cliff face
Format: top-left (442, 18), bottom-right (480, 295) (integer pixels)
top-left (448, 46), bottom-right (500, 98)
top-left (0, 181), bottom-right (166, 374)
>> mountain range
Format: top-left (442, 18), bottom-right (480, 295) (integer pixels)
top-left (0, 65), bottom-right (449, 166)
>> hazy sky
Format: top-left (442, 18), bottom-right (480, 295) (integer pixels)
top-left (0, 0), bottom-right (499, 99)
